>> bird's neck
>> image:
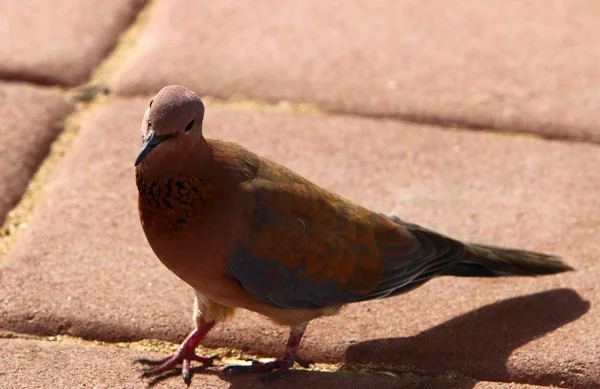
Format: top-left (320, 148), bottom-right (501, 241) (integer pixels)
top-left (138, 137), bottom-right (211, 178)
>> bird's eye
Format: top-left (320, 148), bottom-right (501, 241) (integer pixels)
top-left (149, 99), bottom-right (153, 108)
top-left (184, 119), bottom-right (195, 132)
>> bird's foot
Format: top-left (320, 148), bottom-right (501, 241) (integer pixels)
top-left (138, 352), bottom-right (219, 385)
top-left (137, 321), bottom-right (216, 385)
top-left (223, 357), bottom-right (314, 381)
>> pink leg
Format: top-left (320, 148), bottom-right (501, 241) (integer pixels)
top-left (223, 327), bottom-right (313, 381)
top-left (137, 320), bottom-right (217, 385)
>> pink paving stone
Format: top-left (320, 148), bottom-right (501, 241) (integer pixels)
top-left (0, 82), bottom-right (73, 225)
top-left (112, 0), bottom-right (600, 142)
top-left (0, 99), bottom-right (598, 388)
top-left (1, 338), bottom-right (424, 389)
top-left (0, 0), bottom-right (147, 86)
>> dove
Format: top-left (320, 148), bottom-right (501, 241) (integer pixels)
top-left (134, 85), bottom-right (573, 384)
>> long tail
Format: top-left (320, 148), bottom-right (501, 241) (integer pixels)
top-left (445, 243), bottom-right (573, 277)
top-left (384, 213), bottom-right (573, 277)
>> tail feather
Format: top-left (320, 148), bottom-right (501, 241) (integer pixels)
top-left (446, 243), bottom-right (574, 277)
top-left (382, 213), bottom-right (573, 278)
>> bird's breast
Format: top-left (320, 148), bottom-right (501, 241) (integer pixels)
top-left (136, 172), bottom-right (215, 234)
top-left (136, 170), bottom-right (246, 287)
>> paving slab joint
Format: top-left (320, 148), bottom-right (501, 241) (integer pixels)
top-left (0, 97), bottom-right (105, 260)
top-left (71, 0), bottom-right (157, 105)
top-left (0, 0), bottom-right (159, 259)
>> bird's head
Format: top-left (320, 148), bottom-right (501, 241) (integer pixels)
top-left (135, 85), bottom-right (205, 167)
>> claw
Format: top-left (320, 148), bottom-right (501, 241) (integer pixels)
top-left (137, 321), bottom-right (217, 385)
top-left (222, 327), bottom-right (310, 381)
top-left (139, 352), bottom-right (215, 379)
top-left (192, 354), bottom-right (220, 366)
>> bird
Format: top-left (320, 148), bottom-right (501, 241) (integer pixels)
top-left (134, 85), bottom-right (573, 385)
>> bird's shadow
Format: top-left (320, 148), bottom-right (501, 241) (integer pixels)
top-left (345, 288), bottom-right (589, 387)
top-left (142, 288), bottom-right (589, 388)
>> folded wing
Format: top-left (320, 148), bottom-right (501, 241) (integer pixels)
top-left (227, 159), bottom-right (466, 309)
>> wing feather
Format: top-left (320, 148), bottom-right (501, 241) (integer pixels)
top-left (226, 158), bottom-right (466, 308)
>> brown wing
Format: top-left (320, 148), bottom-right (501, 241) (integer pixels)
top-left (226, 155), bottom-right (465, 308)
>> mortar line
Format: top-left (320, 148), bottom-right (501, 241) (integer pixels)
top-left (83, 0), bottom-right (157, 91)
top-left (95, 92), bottom-right (600, 148)
top-left (0, 0), bottom-right (158, 259)
top-left (0, 330), bottom-right (482, 383)
top-left (5, 76), bottom-right (600, 151)
top-left (3, 328), bottom-right (576, 386)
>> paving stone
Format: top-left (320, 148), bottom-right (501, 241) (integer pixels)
top-left (0, 99), bottom-right (598, 388)
top-left (0, 338), bottom-right (425, 389)
top-left (111, 0), bottom-right (600, 142)
top-left (0, 0), bottom-right (147, 86)
top-left (0, 82), bottom-right (73, 225)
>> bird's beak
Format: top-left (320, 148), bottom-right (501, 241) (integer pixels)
top-left (135, 130), bottom-right (170, 166)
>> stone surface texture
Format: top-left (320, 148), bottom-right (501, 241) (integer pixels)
top-left (0, 0), bottom-right (147, 85)
top-left (0, 82), bottom-right (73, 224)
top-left (112, 0), bottom-right (600, 142)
